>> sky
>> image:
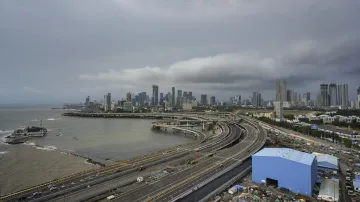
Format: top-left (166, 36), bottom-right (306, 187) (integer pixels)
top-left (1, 0), bottom-right (360, 105)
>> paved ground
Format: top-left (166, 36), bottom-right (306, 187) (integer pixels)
top-left (339, 162), bottom-right (352, 202)
top-left (177, 159), bottom-right (251, 202)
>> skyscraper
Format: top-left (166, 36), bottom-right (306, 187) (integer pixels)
top-left (337, 84), bottom-right (349, 107)
top-left (210, 96), bottom-right (216, 106)
top-left (201, 94), bottom-right (207, 105)
top-left (172, 87), bottom-right (175, 107)
top-left (320, 84), bottom-right (329, 107)
top-left (126, 92), bottom-right (132, 102)
top-left (306, 92), bottom-right (311, 101)
top-left (177, 89), bottom-right (182, 107)
top-left (329, 83), bottom-right (337, 106)
top-left (252, 92), bottom-right (261, 107)
top-left (276, 79), bottom-right (287, 102)
top-left (106, 93), bottom-right (111, 111)
top-left (357, 86), bottom-right (360, 101)
top-left (160, 92), bottom-right (164, 105)
top-left (188, 92), bottom-right (192, 100)
top-left (152, 85), bottom-right (159, 106)
top-left (276, 80), bottom-right (281, 101)
top-left (286, 89), bottom-right (294, 102)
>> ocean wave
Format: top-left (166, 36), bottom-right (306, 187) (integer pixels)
top-left (31, 119), bottom-right (39, 122)
top-left (0, 151), bottom-right (8, 155)
top-left (23, 141), bottom-right (36, 146)
top-left (47, 118), bottom-right (61, 121)
top-left (35, 145), bottom-right (57, 151)
top-left (0, 130), bottom-right (13, 134)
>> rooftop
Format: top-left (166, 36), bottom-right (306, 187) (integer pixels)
top-left (318, 179), bottom-right (339, 201)
top-left (317, 154), bottom-right (338, 167)
top-left (253, 148), bottom-right (316, 166)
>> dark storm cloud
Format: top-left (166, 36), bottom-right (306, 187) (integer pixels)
top-left (1, 0), bottom-right (360, 102)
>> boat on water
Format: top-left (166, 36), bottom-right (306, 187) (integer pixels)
top-left (5, 119), bottom-right (47, 144)
top-left (5, 128), bottom-right (30, 144)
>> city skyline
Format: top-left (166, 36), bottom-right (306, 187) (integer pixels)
top-left (1, 1), bottom-right (360, 104)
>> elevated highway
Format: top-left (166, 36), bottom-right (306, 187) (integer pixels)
top-left (48, 122), bottom-right (238, 202)
top-left (1, 116), bottom-right (239, 202)
top-left (1, 118), bottom-right (225, 202)
top-left (146, 120), bottom-right (266, 202)
top-left (109, 118), bottom-right (266, 202)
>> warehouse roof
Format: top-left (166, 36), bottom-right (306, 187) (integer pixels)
top-left (317, 154), bottom-right (338, 170)
top-left (318, 179), bottom-right (339, 201)
top-left (253, 148), bottom-right (316, 166)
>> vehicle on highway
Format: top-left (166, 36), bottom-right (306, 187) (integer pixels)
top-left (219, 163), bottom-right (223, 168)
top-left (33, 192), bottom-right (41, 197)
top-left (107, 195), bottom-right (115, 200)
top-left (50, 187), bottom-right (57, 191)
top-left (139, 166), bottom-right (145, 171)
top-left (206, 153), bottom-right (214, 157)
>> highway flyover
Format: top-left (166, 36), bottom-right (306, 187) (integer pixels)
top-left (1, 115), bottom-right (240, 202)
top-left (107, 118), bottom-right (266, 202)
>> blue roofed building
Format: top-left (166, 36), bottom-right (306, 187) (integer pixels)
top-left (252, 148), bottom-right (317, 196)
top-left (316, 154), bottom-right (338, 173)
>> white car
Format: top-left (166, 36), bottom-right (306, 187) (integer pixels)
top-left (50, 187), bottom-right (57, 191)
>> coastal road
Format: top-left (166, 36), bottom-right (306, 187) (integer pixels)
top-left (15, 122), bottom-right (235, 202)
top-left (149, 122), bottom-right (264, 202)
top-left (2, 121), bottom-right (224, 202)
top-left (111, 122), bottom-right (263, 202)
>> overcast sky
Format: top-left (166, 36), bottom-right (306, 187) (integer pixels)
top-left (1, 0), bottom-right (360, 104)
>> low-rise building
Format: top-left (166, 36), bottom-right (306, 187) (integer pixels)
top-left (317, 179), bottom-right (339, 202)
top-left (252, 148), bottom-right (317, 196)
top-left (123, 102), bottom-right (133, 112)
top-left (316, 154), bottom-right (338, 174)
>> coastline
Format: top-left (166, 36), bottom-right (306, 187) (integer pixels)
top-left (0, 145), bottom-right (97, 195)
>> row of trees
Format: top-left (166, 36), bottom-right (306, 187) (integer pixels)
top-left (257, 117), bottom-right (354, 148)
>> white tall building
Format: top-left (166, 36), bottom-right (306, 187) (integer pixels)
top-left (276, 80), bottom-right (287, 102)
top-left (274, 102), bottom-right (283, 118)
top-left (337, 84), bottom-right (349, 107)
top-left (182, 100), bottom-right (192, 111)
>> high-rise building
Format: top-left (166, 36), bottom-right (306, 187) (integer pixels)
top-left (177, 90), bottom-right (182, 107)
top-left (106, 93), bottom-right (111, 111)
top-left (210, 96), bottom-right (216, 106)
top-left (306, 92), bottom-right (311, 101)
top-left (152, 85), bottom-right (159, 106)
top-left (276, 80), bottom-right (287, 102)
top-left (236, 95), bottom-right (241, 105)
top-left (172, 87), bottom-right (176, 107)
top-left (329, 83), bottom-right (337, 106)
top-left (320, 84), bottom-right (329, 107)
top-left (294, 92), bottom-right (298, 102)
top-left (200, 94), bottom-right (207, 105)
top-left (188, 92), bottom-right (193, 100)
top-left (274, 102), bottom-right (283, 118)
top-left (298, 94), bottom-right (301, 102)
top-left (160, 93), bottom-right (164, 105)
top-left (126, 92), bottom-right (132, 102)
top-left (85, 96), bottom-right (90, 106)
top-left (252, 92), bottom-right (262, 107)
top-left (286, 89), bottom-right (294, 102)
top-left (337, 84), bottom-right (349, 107)
top-left (183, 91), bottom-right (188, 98)
top-left (357, 86), bottom-right (360, 109)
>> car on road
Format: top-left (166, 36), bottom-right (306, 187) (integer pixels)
top-left (33, 192), bottom-right (42, 197)
top-left (50, 187), bottom-right (57, 191)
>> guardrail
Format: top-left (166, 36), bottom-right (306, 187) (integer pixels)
top-left (198, 166), bottom-right (252, 202)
